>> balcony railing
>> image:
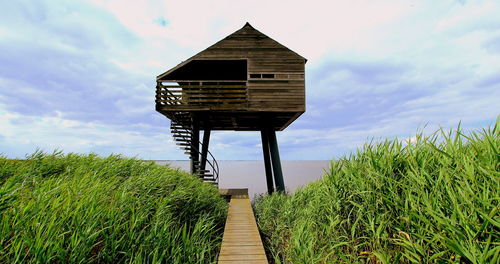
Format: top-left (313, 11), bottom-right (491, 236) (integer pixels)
top-left (156, 80), bottom-right (247, 108)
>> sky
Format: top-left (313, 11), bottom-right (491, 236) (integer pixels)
top-left (0, 0), bottom-right (498, 160)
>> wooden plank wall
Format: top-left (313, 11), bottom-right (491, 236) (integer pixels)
top-left (191, 24), bottom-right (306, 112)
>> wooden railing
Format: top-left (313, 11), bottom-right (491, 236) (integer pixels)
top-left (156, 81), bottom-right (247, 107)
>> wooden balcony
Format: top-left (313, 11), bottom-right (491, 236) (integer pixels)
top-left (156, 80), bottom-right (248, 111)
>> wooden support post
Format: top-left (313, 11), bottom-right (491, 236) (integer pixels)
top-left (200, 129), bottom-right (210, 172)
top-left (268, 129), bottom-right (285, 192)
top-left (190, 121), bottom-right (200, 175)
top-left (260, 129), bottom-right (274, 194)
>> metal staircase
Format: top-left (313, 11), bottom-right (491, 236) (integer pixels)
top-left (169, 113), bottom-right (219, 185)
top-left (156, 81), bottom-right (219, 185)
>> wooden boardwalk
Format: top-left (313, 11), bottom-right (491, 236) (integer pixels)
top-left (218, 189), bottom-right (268, 264)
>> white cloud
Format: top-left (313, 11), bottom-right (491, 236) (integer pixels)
top-left (0, 104), bottom-right (177, 159)
top-left (1, 0), bottom-right (499, 160)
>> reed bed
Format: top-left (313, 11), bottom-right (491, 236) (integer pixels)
top-left (0, 151), bottom-right (227, 263)
top-left (254, 124), bottom-right (499, 263)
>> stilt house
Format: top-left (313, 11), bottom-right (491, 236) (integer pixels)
top-left (155, 22), bottom-right (306, 193)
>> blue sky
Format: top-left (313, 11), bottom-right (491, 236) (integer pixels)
top-left (0, 0), bottom-right (498, 160)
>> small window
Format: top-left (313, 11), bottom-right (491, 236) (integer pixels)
top-left (262, 74), bottom-right (275, 78)
top-left (250, 74), bottom-right (261, 78)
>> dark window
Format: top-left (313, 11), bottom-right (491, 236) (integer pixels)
top-left (262, 74), bottom-right (275, 78)
top-left (250, 74), bottom-right (261, 78)
top-left (163, 60), bottom-right (247, 80)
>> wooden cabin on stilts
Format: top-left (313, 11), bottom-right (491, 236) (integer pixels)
top-left (155, 23), bottom-right (306, 193)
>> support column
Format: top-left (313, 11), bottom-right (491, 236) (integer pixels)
top-left (268, 129), bottom-right (285, 192)
top-left (190, 121), bottom-right (200, 175)
top-left (260, 128), bottom-right (274, 194)
top-left (200, 129), bottom-right (211, 172)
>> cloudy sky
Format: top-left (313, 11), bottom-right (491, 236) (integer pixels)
top-left (0, 0), bottom-right (498, 160)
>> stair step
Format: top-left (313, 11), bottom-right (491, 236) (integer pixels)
top-left (203, 178), bottom-right (216, 182)
top-left (169, 117), bottom-right (218, 185)
top-left (173, 134), bottom-right (191, 138)
top-left (172, 131), bottom-right (190, 134)
top-left (173, 138), bottom-right (191, 141)
top-left (172, 133), bottom-right (191, 136)
top-left (171, 131), bottom-right (191, 135)
top-left (174, 139), bottom-right (191, 142)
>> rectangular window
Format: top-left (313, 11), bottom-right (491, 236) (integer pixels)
top-left (262, 74), bottom-right (275, 78)
top-left (163, 60), bottom-right (247, 81)
top-left (250, 74), bottom-right (261, 78)
top-left (249, 73), bottom-right (275, 79)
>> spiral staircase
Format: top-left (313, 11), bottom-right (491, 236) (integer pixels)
top-left (169, 112), bottom-right (219, 185)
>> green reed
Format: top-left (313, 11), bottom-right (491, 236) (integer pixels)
top-left (0, 151), bottom-right (227, 263)
top-left (254, 123), bottom-right (499, 263)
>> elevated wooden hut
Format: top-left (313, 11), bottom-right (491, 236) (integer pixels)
top-left (155, 23), bottom-right (306, 193)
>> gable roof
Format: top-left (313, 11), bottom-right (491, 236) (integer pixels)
top-left (157, 22), bottom-right (307, 80)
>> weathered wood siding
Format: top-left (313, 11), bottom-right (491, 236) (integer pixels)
top-left (159, 23), bottom-right (306, 113)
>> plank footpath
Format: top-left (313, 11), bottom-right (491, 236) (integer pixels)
top-left (218, 189), bottom-right (268, 264)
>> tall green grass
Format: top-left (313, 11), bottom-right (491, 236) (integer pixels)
top-left (254, 124), bottom-right (499, 263)
top-left (0, 151), bottom-right (227, 263)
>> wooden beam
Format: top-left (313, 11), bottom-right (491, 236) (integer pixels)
top-left (267, 129), bottom-right (285, 192)
top-left (200, 129), bottom-right (211, 172)
top-left (260, 128), bottom-right (274, 194)
top-left (190, 118), bottom-right (200, 175)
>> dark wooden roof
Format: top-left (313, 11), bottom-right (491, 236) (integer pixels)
top-left (157, 22), bottom-right (306, 80)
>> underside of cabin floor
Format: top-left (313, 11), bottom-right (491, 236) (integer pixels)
top-left (157, 109), bottom-right (303, 131)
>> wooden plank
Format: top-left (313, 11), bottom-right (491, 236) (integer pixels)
top-left (183, 90), bottom-right (247, 94)
top-left (160, 80), bottom-right (246, 83)
top-left (248, 86), bottom-right (304, 90)
top-left (161, 85), bottom-right (247, 89)
top-left (183, 94), bottom-right (247, 98)
top-left (157, 99), bottom-right (247, 103)
top-left (249, 93), bottom-right (303, 97)
top-left (218, 189), bottom-right (268, 264)
top-left (249, 95), bottom-right (304, 98)
top-left (248, 85), bottom-right (304, 89)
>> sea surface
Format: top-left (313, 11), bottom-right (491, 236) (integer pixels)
top-left (153, 160), bottom-right (331, 198)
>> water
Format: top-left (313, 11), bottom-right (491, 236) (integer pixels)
top-left (154, 160), bottom-right (331, 198)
